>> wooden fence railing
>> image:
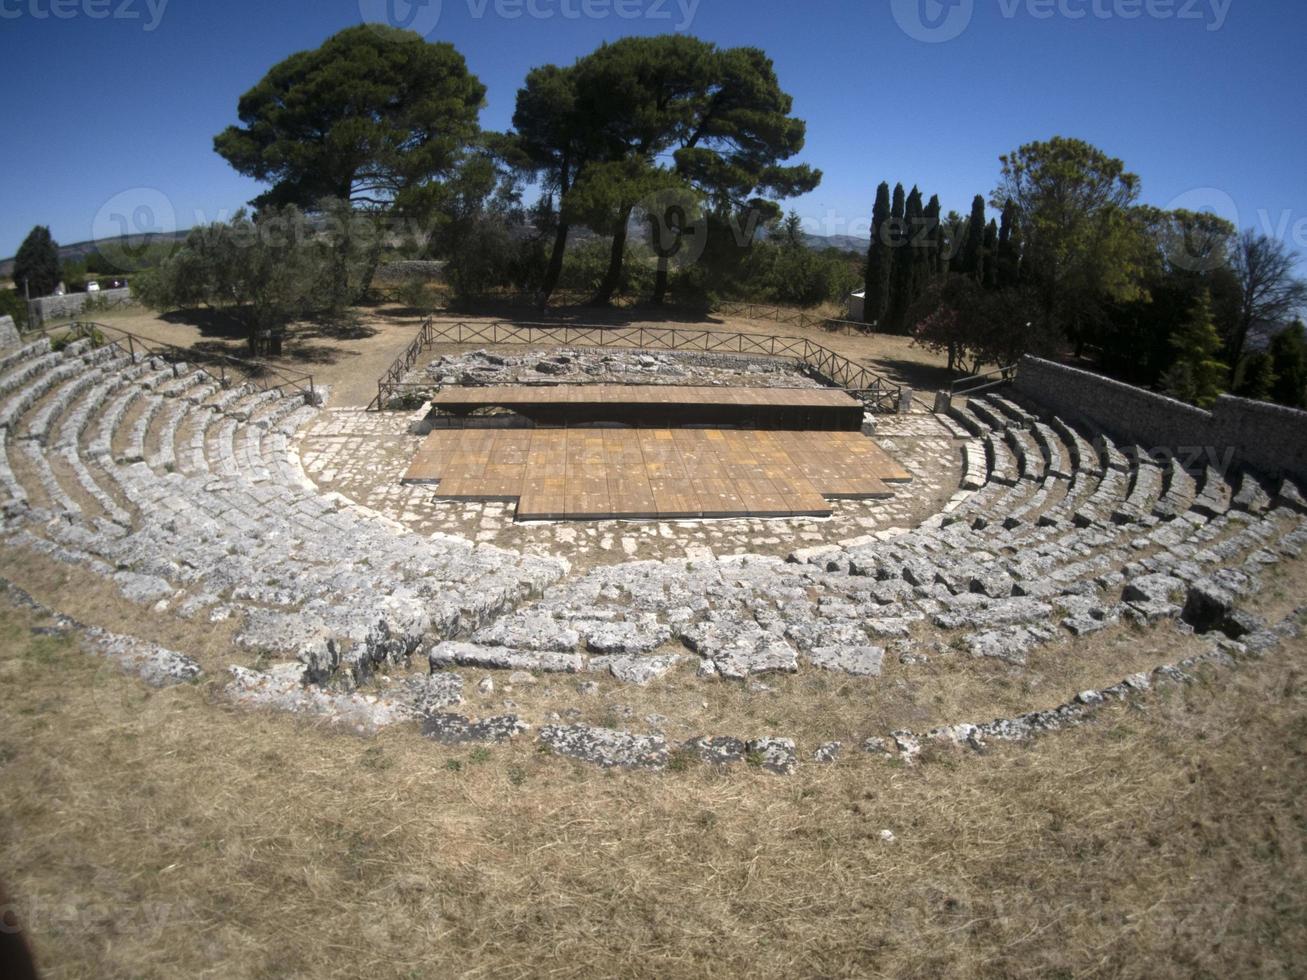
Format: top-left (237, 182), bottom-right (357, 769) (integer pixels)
top-left (63, 321), bottom-right (318, 400)
top-left (368, 319), bottom-right (903, 414)
top-left (711, 301), bottom-right (876, 336)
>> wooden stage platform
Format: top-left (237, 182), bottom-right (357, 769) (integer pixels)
top-left (403, 428), bottom-right (913, 521)
top-left (428, 384), bottom-right (866, 431)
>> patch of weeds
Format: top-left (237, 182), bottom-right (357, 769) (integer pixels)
top-left (507, 765), bottom-right (527, 786)
top-left (468, 747), bottom-right (492, 765)
top-left (666, 747), bottom-right (698, 773)
top-left (50, 331), bottom-right (78, 352)
top-left (695, 810), bottom-right (717, 830)
top-left (917, 743), bottom-right (960, 770)
top-left (445, 759), bottom-right (463, 773)
top-left (387, 393), bottom-right (427, 411)
top-left (23, 636), bottom-right (67, 666)
top-left (360, 745), bottom-right (392, 771)
top-left (745, 750), bottom-right (765, 769)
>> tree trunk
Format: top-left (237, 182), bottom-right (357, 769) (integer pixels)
top-left (539, 220), bottom-right (570, 308)
top-left (358, 239), bottom-right (383, 301)
top-left (1229, 312), bottom-right (1253, 383)
top-left (590, 206), bottom-right (632, 307)
top-left (652, 257), bottom-right (670, 305)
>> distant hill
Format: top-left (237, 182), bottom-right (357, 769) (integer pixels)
top-left (802, 233), bottom-right (867, 254)
top-left (0, 231), bottom-right (190, 279)
top-left (1, 225), bottom-right (867, 279)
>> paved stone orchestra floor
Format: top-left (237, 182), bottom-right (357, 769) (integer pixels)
top-left (297, 404), bottom-right (963, 570)
top-left (403, 427), bottom-right (911, 519)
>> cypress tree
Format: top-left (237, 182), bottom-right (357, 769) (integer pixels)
top-left (881, 184), bottom-right (907, 328)
top-left (996, 199), bottom-right (1022, 287)
top-left (945, 211), bottom-right (965, 274)
top-left (889, 184), bottom-right (906, 240)
top-left (924, 194), bottom-right (943, 278)
top-left (1234, 352), bottom-right (1276, 401)
top-left (982, 219), bottom-right (999, 289)
top-left (1160, 290), bottom-right (1228, 408)
top-left (1269, 321), bottom-right (1307, 408)
top-left (862, 182), bottom-right (891, 326)
top-left (960, 195), bottom-right (986, 281)
top-left (13, 226), bottom-right (62, 299)
top-left (887, 186), bottom-right (923, 332)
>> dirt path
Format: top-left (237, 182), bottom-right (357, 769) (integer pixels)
top-left (55, 303), bottom-right (958, 409)
top-left (62, 306), bottom-right (427, 408)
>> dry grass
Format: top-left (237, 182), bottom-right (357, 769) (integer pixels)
top-left (3, 586), bottom-right (1306, 978)
top-left (10, 304), bottom-right (1306, 977)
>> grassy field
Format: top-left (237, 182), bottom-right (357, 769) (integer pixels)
top-left (2, 594), bottom-right (1305, 979)
top-left (5, 301), bottom-right (1305, 978)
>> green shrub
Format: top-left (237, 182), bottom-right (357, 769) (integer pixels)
top-left (0, 288), bottom-right (28, 329)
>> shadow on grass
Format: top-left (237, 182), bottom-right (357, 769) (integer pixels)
top-left (159, 308), bottom-right (248, 339)
top-left (863, 356), bottom-right (968, 393)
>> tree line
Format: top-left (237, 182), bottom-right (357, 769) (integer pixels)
top-left (864, 137), bottom-right (1307, 410)
top-left (144, 26), bottom-right (822, 325)
top-left (7, 28), bottom-right (1303, 409)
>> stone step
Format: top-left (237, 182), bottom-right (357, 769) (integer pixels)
top-left (985, 433), bottom-right (1020, 486)
top-left (985, 393), bottom-right (1036, 428)
top-left (0, 338), bottom-right (51, 376)
top-left (1191, 467), bottom-right (1233, 518)
top-left (967, 397), bottom-right (1009, 432)
top-left (1153, 458), bottom-right (1197, 520)
top-left (947, 403), bottom-right (987, 437)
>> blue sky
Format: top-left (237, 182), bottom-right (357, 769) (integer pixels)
top-left (2, 0), bottom-right (1304, 262)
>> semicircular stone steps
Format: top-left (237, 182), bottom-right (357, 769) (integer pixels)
top-left (0, 337), bottom-right (570, 688)
top-left (3, 339), bottom-right (1306, 770)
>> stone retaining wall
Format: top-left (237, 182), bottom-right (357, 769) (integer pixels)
top-left (30, 288), bottom-right (133, 326)
top-left (1015, 355), bottom-right (1307, 482)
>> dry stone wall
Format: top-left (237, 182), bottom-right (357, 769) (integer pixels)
top-left (1015, 356), bottom-right (1307, 483)
top-left (30, 288), bottom-right (133, 326)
